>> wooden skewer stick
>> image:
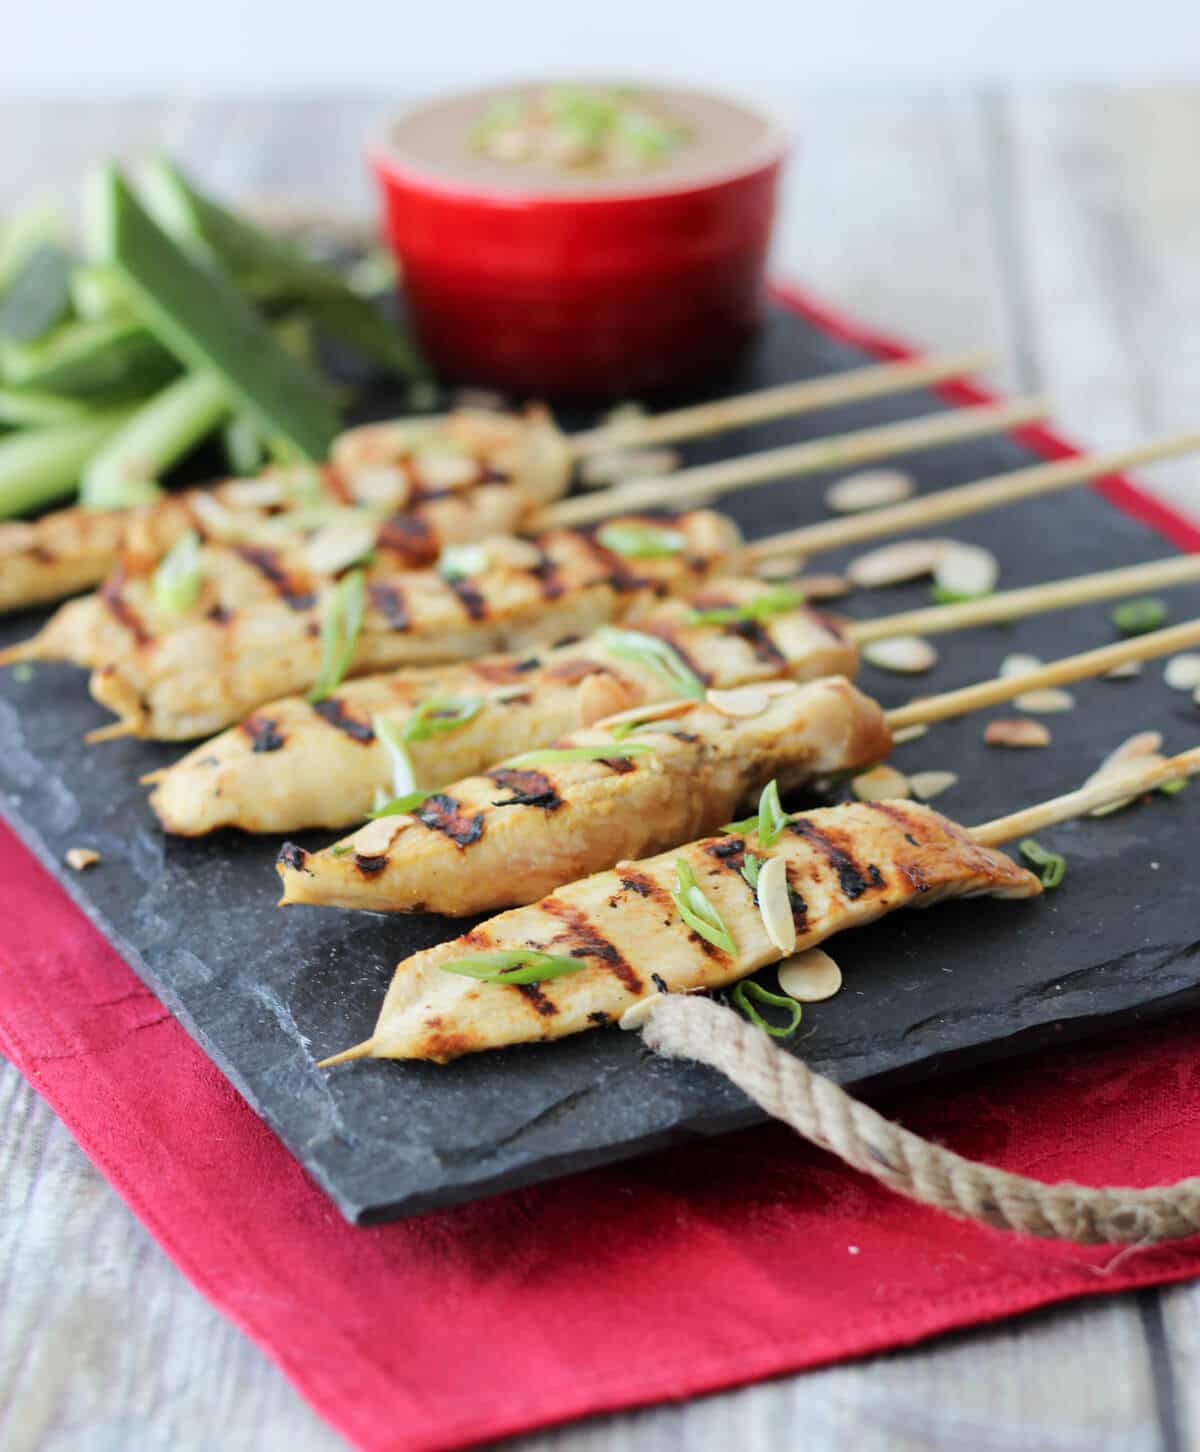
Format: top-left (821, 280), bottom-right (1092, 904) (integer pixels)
top-left (742, 432), bottom-right (1200, 565)
top-left (885, 619), bottom-right (1200, 730)
top-left (971, 747), bottom-right (1200, 847)
top-left (850, 553), bottom-right (1200, 646)
top-left (542, 398), bottom-right (1047, 527)
top-left (567, 349), bottom-right (994, 457)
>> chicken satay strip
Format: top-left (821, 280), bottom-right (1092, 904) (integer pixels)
top-left (148, 579), bottom-right (854, 835)
top-left (89, 511), bottom-right (742, 740)
top-left (0, 405), bottom-right (571, 617)
top-left (279, 677), bottom-right (889, 914)
top-left (330, 801), bottom-right (1039, 1064)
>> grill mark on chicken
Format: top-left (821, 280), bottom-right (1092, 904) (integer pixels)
top-left (515, 982), bottom-right (559, 1017)
top-left (241, 715), bottom-right (285, 752)
top-left (486, 767), bottom-right (563, 811)
top-left (616, 869), bottom-right (667, 903)
top-left (207, 603), bottom-right (231, 624)
top-left (786, 817), bottom-right (884, 900)
top-left (531, 549), bottom-right (565, 600)
top-left (368, 582), bottom-right (410, 630)
top-left (354, 853), bottom-right (390, 876)
top-left (544, 657), bottom-right (607, 685)
top-left (599, 755), bottom-right (637, 774)
top-left (320, 463), bottom-right (353, 504)
top-left (235, 545), bottom-right (316, 610)
top-left (577, 531), bottom-right (648, 593)
top-left (705, 837), bottom-right (746, 870)
top-left (310, 697), bottom-right (375, 743)
top-left (638, 622), bottom-right (712, 685)
top-left (446, 576), bottom-right (488, 622)
top-left (99, 571), bottom-right (151, 646)
top-left (727, 618), bottom-right (787, 668)
top-left (416, 793), bottom-right (485, 846)
top-left (540, 898), bottom-right (644, 995)
top-left (376, 514), bottom-right (438, 568)
top-left (277, 842), bottom-right (309, 872)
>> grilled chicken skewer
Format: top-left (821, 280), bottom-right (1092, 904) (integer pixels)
top-left (279, 621), bottom-right (1200, 915)
top-left (0, 353), bottom-right (995, 618)
top-left (323, 747), bottom-right (1200, 1065)
top-left (146, 555), bottom-right (1200, 836)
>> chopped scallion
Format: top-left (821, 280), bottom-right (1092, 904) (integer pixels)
top-left (722, 779), bottom-right (790, 843)
top-left (372, 713), bottom-right (418, 799)
top-left (1019, 837), bottom-right (1067, 889)
top-left (402, 695), bottom-right (483, 742)
top-left (440, 949), bottom-right (586, 985)
top-left (740, 852), bottom-right (764, 891)
top-left (1111, 598), bottom-right (1167, 636)
top-left (306, 569), bottom-right (366, 703)
top-left (672, 858), bottom-right (736, 954)
top-left (366, 791), bottom-right (431, 819)
top-left (730, 980), bottom-right (803, 1037)
top-left (595, 522), bottom-right (687, 558)
top-left (597, 625), bottom-right (705, 700)
top-left (439, 542), bottom-right (489, 579)
top-left (152, 529), bottom-right (202, 613)
top-left (685, 587), bottom-right (806, 626)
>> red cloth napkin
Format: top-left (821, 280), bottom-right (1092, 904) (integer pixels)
top-left (4, 287), bottom-right (1200, 1452)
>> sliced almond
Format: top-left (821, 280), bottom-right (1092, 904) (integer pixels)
top-left (304, 518), bottom-right (380, 577)
top-left (486, 536), bottom-right (543, 571)
top-left (852, 764), bottom-right (911, 801)
top-left (580, 448), bottom-right (681, 489)
top-left (220, 477), bottom-right (286, 509)
top-left (1085, 731), bottom-right (1165, 816)
top-left (792, 573), bottom-right (850, 600)
top-left (1105, 660), bottom-right (1142, 680)
top-left (577, 672), bottom-right (643, 727)
top-left (908, 769), bottom-right (958, 801)
top-left (756, 855), bottom-right (797, 956)
top-left (825, 468), bottom-right (915, 514)
top-left (778, 948), bottom-right (843, 1003)
top-left (1164, 654), bottom-right (1200, 692)
top-left (753, 554), bottom-right (806, 581)
top-left (349, 815), bottom-right (410, 858)
top-left (890, 723), bottom-right (928, 745)
top-left (999, 652), bottom-right (1043, 678)
top-left (187, 490), bottom-right (242, 540)
top-left (65, 847), bottom-right (100, 872)
top-left (846, 538), bottom-right (950, 588)
top-left (601, 400), bottom-right (648, 434)
top-left (414, 450), bottom-right (480, 491)
top-left (985, 718), bottom-right (1051, 748)
top-left (346, 464), bottom-right (411, 511)
top-left (593, 697), bottom-right (692, 730)
top-left (332, 420), bottom-right (426, 468)
top-left (760, 681), bottom-right (801, 698)
top-left (452, 386), bottom-right (507, 412)
top-left (706, 686), bottom-right (771, 718)
top-left (619, 993), bottom-right (664, 1031)
top-left (933, 542), bottom-right (999, 598)
top-left (862, 636), bottom-right (938, 674)
top-left (1013, 687), bottom-right (1075, 714)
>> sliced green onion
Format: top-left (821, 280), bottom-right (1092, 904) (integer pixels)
top-left (723, 780), bottom-right (790, 843)
top-left (152, 529), bottom-right (202, 613)
top-left (366, 790), bottom-right (432, 819)
top-left (740, 852), bottom-right (764, 892)
top-left (440, 949), bottom-right (586, 985)
top-left (402, 695), bottom-right (483, 742)
top-left (730, 980), bottom-right (803, 1037)
top-left (306, 569), bottom-right (367, 703)
top-left (1019, 837), bottom-right (1066, 890)
top-left (439, 542), bottom-right (489, 579)
top-left (672, 858), bottom-right (736, 954)
top-left (597, 625), bottom-right (705, 700)
top-left (685, 587), bottom-right (806, 626)
top-left (330, 842), bottom-right (353, 856)
top-left (502, 742), bottom-right (655, 768)
top-left (595, 522), bottom-right (687, 558)
top-left (1160, 777), bottom-right (1189, 797)
top-left (373, 713), bottom-right (418, 799)
top-left (1111, 598), bottom-right (1167, 636)
top-left (930, 583), bottom-right (991, 605)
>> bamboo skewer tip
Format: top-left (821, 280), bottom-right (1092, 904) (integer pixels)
top-left (318, 1039), bottom-right (377, 1069)
top-left (84, 721), bottom-right (138, 744)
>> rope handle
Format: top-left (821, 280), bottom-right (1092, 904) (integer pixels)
top-left (643, 995), bottom-right (1200, 1244)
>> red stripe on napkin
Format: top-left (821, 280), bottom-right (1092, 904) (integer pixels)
top-left (4, 284), bottom-right (1200, 1452)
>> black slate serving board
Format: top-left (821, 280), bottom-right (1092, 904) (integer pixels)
top-left (3, 302), bottom-right (1199, 1224)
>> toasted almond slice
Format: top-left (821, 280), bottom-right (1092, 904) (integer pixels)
top-left (332, 420), bottom-right (424, 468)
top-left (846, 538), bottom-right (950, 588)
top-left (778, 948), bottom-right (843, 1003)
top-left (486, 536), bottom-right (543, 570)
top-left (1084, 731), bottom-right (1166, 816)
top-left (1000, 652), bottom-right (1043, 678)
top-left (580, 447), bottom-right (681, 488)
top-left (414, 450), bottom-right (480, 491)
top-left (760, 681), bottom-right (801, 698)
top-left (985, 718), bottom-right (1051, 748)
top-left (862, 635), bottom-right (938, 674)
top-left (1165, 654), bottom-right (1200, 691)
top-left (890, 723), bottom-right (928, 745)
top-left (756, 856), bottom-right (796, 956)
top-left (1105, 660), bottom-right (1142, 680)
top-left (852, 764), bottom-right (911, 801)
top-left (706, 686), bottom-right (771, 718)
top-left (1014, 687), bottom-right (1076, 714)
top-left (619, 993), bottom-right (664, 1031)
top-left (65, 847), bottom-right (100, 871)
top-left (188, 490), bottom-right (241, 539)
top-left (793, 573), bottom-right (850, 600)
top-left (347, 464), bottom-right (411, 510)
top-left (221, 477), bottom-right (286, 509)
top-left (753, 554), bottom-right (806, 581)
top-left (452, 386), bottom-right (507, 411)
top-left (305, 519), bottom-right (380, 577)
top-left (578, 672), bottom-right (644, 727)
top-left (594, 696), bottom-right (692, 730)
top-left (908, 769), bottom-right (959, 801)
top-left (826, 468), bottom-right (915, 514)
top-left (602, 400), bottom-right (648, 432)
top-left (933, 542), bottom-right (999, 598)
top-left (350, 815), bottom-right (410, 858)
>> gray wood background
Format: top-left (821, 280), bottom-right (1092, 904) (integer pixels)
top-left (3, 89), bottom-right (1200, 1452)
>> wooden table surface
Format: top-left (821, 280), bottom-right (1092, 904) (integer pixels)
top-left (3, 89), bottom-right (1200, 1452)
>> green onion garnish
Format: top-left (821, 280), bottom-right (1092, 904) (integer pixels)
top-left (372, 713), bottom-right (419, 799)
top-left (930, 583), bottom-right (990, 605)
top-left (440, 949), bottom-right (586, 985)
top-left (722, 779), bottom-right (789, 843)
top-left (502, 742), bottom-right (655, 768)
top-left (366, 791), bottom-right (431, 819)
top-left (1160, 777), bottom-right (1189, 796)
top-left (306, 568), bottom-right (366, 703)
top-left (672, 858), bottom-right (736, 954)
top-left (439, 543), bottom-right (488, 580)
top-left (730, 980), bottom-right (803, 1037)
top-left (152, 529), bottom-right (202, 613)
top-left (1019, 837), bottom-right (1067, 889)
top-left (740, 852), bottom-right (764, 891)
top-left (402, 695), bottom-right (483, 742)
top-left (597, 625), bottom-right (705, 700)
top-left (595, 522), bottom-right (687, 558)
top-left (1111, 598), bottom-right (1167, 636)
top-left (685, 587), bottom-right (806, 626)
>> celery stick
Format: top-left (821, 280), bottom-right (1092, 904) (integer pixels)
top-left (97, 167), bottom-right (339, 460)
top-left (0, 244), bottom-right (74, 343)
top-left (0, 389), bottom-right (94, 426)
top-left (0, 409), bottom-right (136, 517)
top-left (80, 370), bottom-right (231, 509)
top-left (3, 316), bottom-right (177, 398)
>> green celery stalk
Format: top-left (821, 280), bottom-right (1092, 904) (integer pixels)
top-left (0, 388), bottom-right (94, 426)
top-left (96, 166), bottom-right (340, 460)
top-left (0, 408), bottom-right (136, 517)
top-left (80, 370), bottom-right (231, 509)
top-left (2, 316), bottom-right (178, 398)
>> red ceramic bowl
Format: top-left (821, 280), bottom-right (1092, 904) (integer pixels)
top-left (369, 84), bottom-right (789, 398)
